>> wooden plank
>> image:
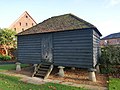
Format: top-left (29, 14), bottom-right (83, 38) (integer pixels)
top-left (53, 37), bottom-right (92, 41)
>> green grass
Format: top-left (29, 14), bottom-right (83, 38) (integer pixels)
top-left (0, 64), bottom-right (29, 71)
top-left (0, 74), bottom-right (86, 90)
top-left (109, 78), bottom-right (120, 90)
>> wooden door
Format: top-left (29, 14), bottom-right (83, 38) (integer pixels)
top-left (41, 34), bottom-right (53, 63)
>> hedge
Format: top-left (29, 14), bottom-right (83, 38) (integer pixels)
top-left (99, 45), bottom-right (120, 74)
top-left (100, 45), bottom-right (120, 65)
top-left (0, 55), bottom-right (11, 61)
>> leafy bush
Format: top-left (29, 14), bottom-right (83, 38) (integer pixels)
top-left (0, 55), bottom-right (11, 61)
top-left (99, 45), bottom-right (120, 74)
top-left (0, 54), bottom-right (3, 60)
top-left (100, 45), bottom-right (120, 65)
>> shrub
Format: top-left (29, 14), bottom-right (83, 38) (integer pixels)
top-left (100, 45), bottom-right (120, 65)
top-left (99, 45), bottom-right (120, 74)
top-left (0, 54), bottom-right (3, 60)
top-left (3, 55), bottom-right (11, 60)
top-left (0, 55), bottom-right (11, 61)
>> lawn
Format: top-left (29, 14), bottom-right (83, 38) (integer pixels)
top-left (109, 78), bottom-right (120, 90)
top-left (0, 64), bottom-right (29, 71)
top-left (0, 74), bottom-right (86, 90)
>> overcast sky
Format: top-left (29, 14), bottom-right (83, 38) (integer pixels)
top-left (0, 0), bottom-right (120, 37)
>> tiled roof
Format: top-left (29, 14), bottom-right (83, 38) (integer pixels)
top-left (102, 32), bottom-right (120, 40)
top-left (17, 13), bottom-right (101, 36)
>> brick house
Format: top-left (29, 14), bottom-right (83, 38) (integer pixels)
top-left (0, 11), bottom-right (37, 55)
top-left (100, 32), bottom-right (120, 46)
top-left (9, 11), bottom-right (37, 33)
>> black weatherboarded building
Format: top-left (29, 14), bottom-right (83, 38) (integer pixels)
top-left (17, 14), bottom-right (102, 78)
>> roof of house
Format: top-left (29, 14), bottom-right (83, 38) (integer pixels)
top-left (102, 32), bottom-right (120, 40)
top-left (9, 11), bottom-right (37, 28)
top-left (17, 13), bottom-right (102, 36)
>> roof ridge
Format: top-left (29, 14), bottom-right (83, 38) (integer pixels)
top-left (24, 11), bottom-right (37, 24)
top-left (38, 13), bottom-right (72, 25)
top-left (50, 13), bottom-right (72, 18)
top-left (17, 13), bottom-right (102, 36)
top-left (106, 32), bottom-right (120, 37)
top-left (41, 13), bottom-right (95, 27)
top-left (69, 14), bottom-right (96, 28)
top-left (102, 32), bottom-right (120, 40)
top-left (110, 32), bottom-right (120, 35)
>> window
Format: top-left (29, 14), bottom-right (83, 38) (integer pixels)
top-left (26, 15), bottom-right (28, 18)
top-left (26, 23), bottom-right (28, 26)
top-left (19, 22), bottom-right (21, 26)
top-left (14, 28), bottom-right (16, 31)
top-left (22, 28), bottom-right (24, 31)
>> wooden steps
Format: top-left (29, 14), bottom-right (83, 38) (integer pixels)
top-left (32, 63), bottom-right (53, 79)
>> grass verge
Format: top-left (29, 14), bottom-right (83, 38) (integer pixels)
top-left (0, 64), bottom-right (29, 71)
top-left (0, 74), bottom-right (86, 90)
top-left (109, 78), bottom-right (120, 90)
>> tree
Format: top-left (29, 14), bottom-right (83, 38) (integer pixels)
top-left (0, 28), bottom-right (16, 55)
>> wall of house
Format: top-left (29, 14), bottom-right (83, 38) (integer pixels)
top-left (93, 30), bottom-right (100, 67)
top-left (52, 29), bottom-right (93, 68)
top-left (10, 14), bottom-right (36, 33)
top-left (100, 38), bottom-right (120, 46)
top-left (17, 29), bottom-right (100, 69)
top-left (17, 34), bottom-right (42, 64)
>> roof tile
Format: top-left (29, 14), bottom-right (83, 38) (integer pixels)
top-left (17, 14), bottom-right (100, 36)
top-left (102, 32), bottom-right (120, 40)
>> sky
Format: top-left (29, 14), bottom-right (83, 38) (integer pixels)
top-left (0, 0), bottom-right (120, 37)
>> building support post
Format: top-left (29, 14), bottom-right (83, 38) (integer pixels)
top-left (58, 66), bottom-right (65, 77)
top-left (96, 64), bottom-right (100, 73)
top-left (16, 62), bottom-right (21, 71)
top-left (88, 68), bottom-right (96, 82)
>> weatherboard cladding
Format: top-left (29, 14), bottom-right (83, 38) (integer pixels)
top-left (93, 30), bottom-right (100, 67)
top-left (53, 29), bottom-right (93, 68)
top-left (17, 29), bottom-right (95, 68)
top-left (17, 13), bottom-right (101, 68)
top-left (17, 34), bottom-right (42, 64)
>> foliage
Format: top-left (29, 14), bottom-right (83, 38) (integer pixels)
top-left (100, 45), bottom-right (120, 65)
top-left (0, 28), bottom-right (16, 55)
top-left (109, 78), bottom-right (120, 90)
top-left (9, 48), bottom-right (17, 60)
top-left (0, 64), bottom-right (29, 71)
top-left (0, 74), bottom-right (86, 90)
top-left (0, 54), bottom-right (2, 60)
top-left (0, 54), bottom-right (11, 61)
top-left (99, 45), bottom-right (120, 74)
top-left (100, 65), bottom-right (119, 74)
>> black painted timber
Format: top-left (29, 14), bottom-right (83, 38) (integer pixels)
top-left (17, 29), bottom-right (101, 68)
